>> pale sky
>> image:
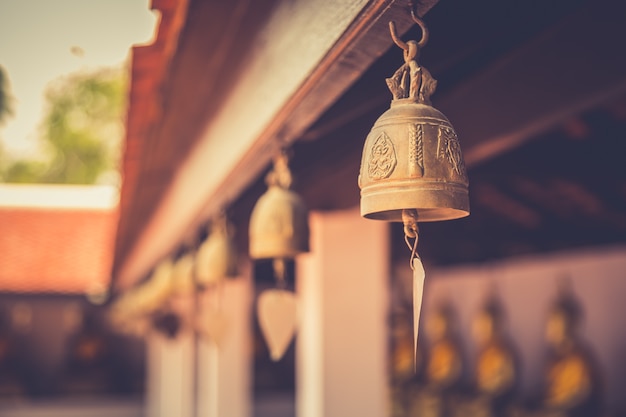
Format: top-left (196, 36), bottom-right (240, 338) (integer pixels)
top-left (0, 0), bottom-right (157, 158)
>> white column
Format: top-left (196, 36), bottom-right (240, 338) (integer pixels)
top-left (296, 208), bottom-right (390, 417)
top-left (145, 330), bottom-right (195, 417)
top-left (196, 271), bottom-right (253, 417)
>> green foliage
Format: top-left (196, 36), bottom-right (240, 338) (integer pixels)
top-left (0, 65), bottom-right (14, 126)
top-left (2, 160), bottom-right (46, 183)
top-left (1, 67), bottom-right (126, 184)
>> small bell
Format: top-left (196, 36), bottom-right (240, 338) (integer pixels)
top-left (135, 259), bottom-right (175, 314)
top-left (196, 215), bottom-right (239, 287)
top-left (249, 152), bottom-right (309, 260)
top-left (171, 252), bottom-right (195, 296)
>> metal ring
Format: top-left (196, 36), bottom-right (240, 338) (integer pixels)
top-left (404, 233), bottom-right (419, 271)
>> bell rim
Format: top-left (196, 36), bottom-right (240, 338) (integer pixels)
top-left (360, 180), bottom-right (469, 223)
top-left (361, 207), bottom-right (469, 223)
top-left (249, 242), bottom-right (310, 260)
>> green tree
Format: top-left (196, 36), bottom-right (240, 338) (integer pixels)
top-left (41, 67), bottom-right (126, 184)
top-left (0, 65), bottom-right (14, 126)
top-left (1, 67), bottom-right (126, 184)
top-left (0, 65), bottom-right (15, 181)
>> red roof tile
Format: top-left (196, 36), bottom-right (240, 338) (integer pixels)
top-left (0, 193), bottom-right (118, 294)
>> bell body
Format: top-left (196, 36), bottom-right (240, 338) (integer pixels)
top-left (359, 99), bottom-right (469, 222)
top-left (249, 185), bottom-right (310, 259)
top-left (172, 253), bottom-right (195, 295)
top-left (196, 226), bottom-right (238, 286)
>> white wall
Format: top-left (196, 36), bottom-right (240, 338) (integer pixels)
top-left (296, 209), bottom-right (390, 417)
top-left (145, 331), bottom-right (194, 417)
top-left (196, 275), bottom-right (253, 417)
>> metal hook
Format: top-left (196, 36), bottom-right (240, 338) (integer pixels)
top-left (410, 9), bottom-right (429, 48)
top-left (266, 149), bottom-right (293, 189)
top-left (388, 11), bottom-right (428, 56)
top-left (389, 21), bottom-right (409, 51)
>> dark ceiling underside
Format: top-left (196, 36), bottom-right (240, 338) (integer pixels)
top-left (227, 0), bottom-right (626, 267)
top-left (409, 101), bottom-right (626, 265)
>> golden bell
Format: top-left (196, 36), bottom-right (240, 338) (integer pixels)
top-left (358, 20), bottom-right (469, 223)
top-left (196, 216), bottom-right (239, 286)
top-left (249, 153), bottom-right (309, 259)
top-left (171, 253), bottom-right (195, 295)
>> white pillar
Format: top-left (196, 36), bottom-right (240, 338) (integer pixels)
top-left (296, 208), bottom-right (390, 417)
top-left (196, 272), bottom-right (253, 417)
top-left (145, 330), bottom-right (195, 417)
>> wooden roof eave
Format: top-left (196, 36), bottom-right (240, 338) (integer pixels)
top-left (113, 0), bottom-right (440, 290)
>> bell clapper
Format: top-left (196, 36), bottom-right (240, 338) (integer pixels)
top-left (403, 209), bottom-right (426, 369)
top-left (272, 258), bottom-right (287, 289)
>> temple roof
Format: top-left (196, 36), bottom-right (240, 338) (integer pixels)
top-left (0, 185), bottom-right (117, 294)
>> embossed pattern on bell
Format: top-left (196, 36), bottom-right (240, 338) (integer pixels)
top-left (368, 132), bottom-right (397, 180)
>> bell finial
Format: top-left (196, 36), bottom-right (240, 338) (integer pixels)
top-left (386, 19), bottom-right (436, 104)
top-left (266, 150), bottom-right (292, 189)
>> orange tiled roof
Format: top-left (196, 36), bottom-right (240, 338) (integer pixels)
top-left (0, 185), bottom-right (118, 294)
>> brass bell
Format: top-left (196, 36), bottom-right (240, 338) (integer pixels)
top-left (171, 252), bottom-right (195, 296)
top-left (358, 15), bottom-right (470, 369)
top-left (249, 152), bottom-right (309, 260)
top-left (358, 19), bottom-right (469, 223)
top-left (196, 216), bottom-right (239, 286)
